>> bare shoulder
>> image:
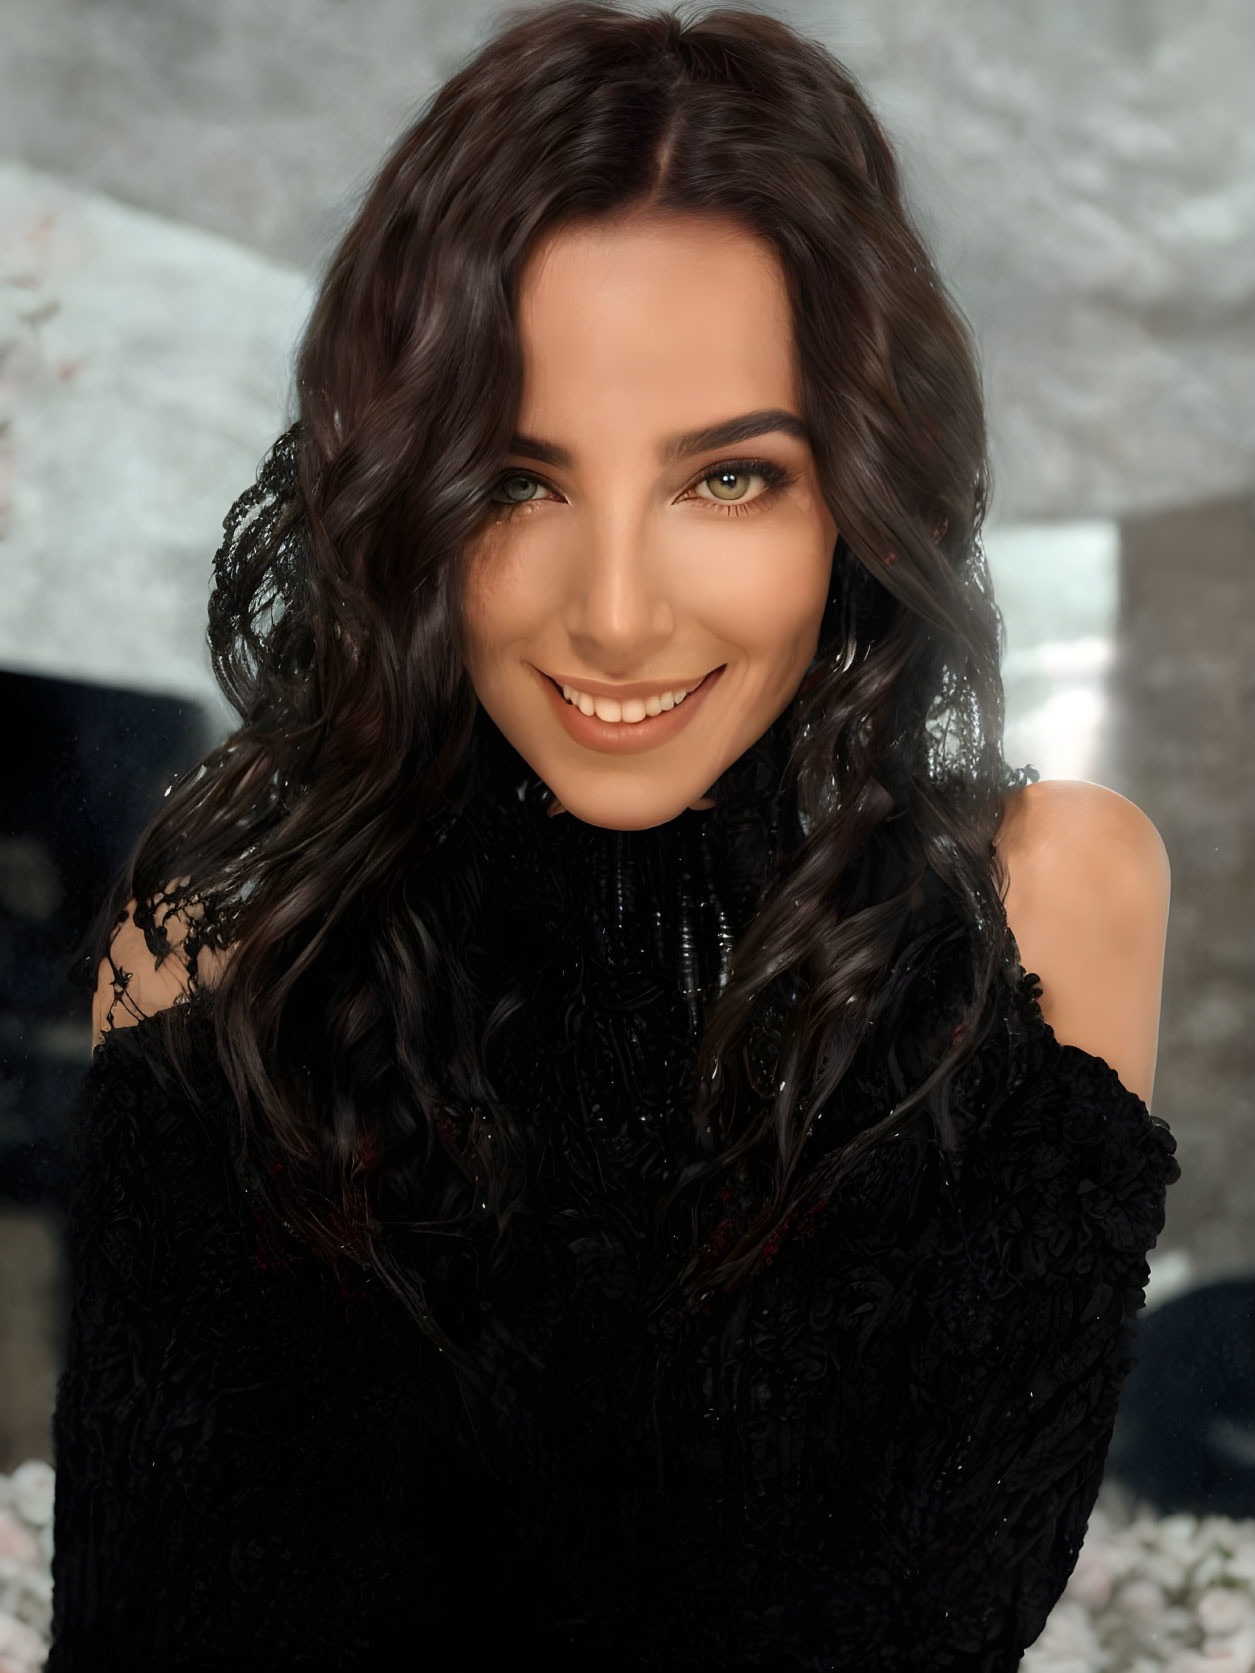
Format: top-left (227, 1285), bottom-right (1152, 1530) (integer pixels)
top-left (92, 887), bottom-right (235, 1051)
top-left (994, 779), bottom-right (1170, 1109)
top-left (997, 778), bottom-right (1168, 872)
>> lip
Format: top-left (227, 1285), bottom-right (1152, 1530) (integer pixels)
top-left (542, 670), bottom-right (714, 703)
top-left (535, 663), bottom-right (726, 756)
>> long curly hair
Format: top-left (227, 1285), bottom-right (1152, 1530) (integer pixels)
top-left (78, 0), bottom-right (1030, 1369)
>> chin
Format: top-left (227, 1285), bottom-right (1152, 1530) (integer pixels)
top-left (552, 784), bottom-right (700, 833)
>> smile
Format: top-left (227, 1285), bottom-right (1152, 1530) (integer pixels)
top-left (554, 674), bottom-right (708, 723)
top-left (534, 664), bottom-right (726, 756)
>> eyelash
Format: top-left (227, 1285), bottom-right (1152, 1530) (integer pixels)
top-left (488, 456), bottom-right (795, 519)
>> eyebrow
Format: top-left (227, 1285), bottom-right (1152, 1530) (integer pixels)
top-left (506, 407), bottom-right (811, 470)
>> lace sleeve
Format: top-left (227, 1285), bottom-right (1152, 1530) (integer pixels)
top-left (1002, 759), bottom-right (1041, 795)
top-left (93, 883), bottom-right (230, 1045)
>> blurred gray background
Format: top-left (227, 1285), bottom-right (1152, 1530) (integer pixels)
top-left (0, 3), bottom-right (1252, 1657)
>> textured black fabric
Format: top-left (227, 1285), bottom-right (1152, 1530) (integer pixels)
top-left (48, 759), bottom-right (1180, 1671)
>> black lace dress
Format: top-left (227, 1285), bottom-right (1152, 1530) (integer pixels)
top-left (46, 744), bottom-right (1180, 1672)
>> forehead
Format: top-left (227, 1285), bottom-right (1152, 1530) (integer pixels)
top-left (514, 212), bottom-right (799, 421)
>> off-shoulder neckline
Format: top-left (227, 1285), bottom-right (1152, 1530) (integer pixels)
top-left (1009, 954), bottom-right (1158, 1124)
top-left (90, 929), bottom-right (1160, 1129)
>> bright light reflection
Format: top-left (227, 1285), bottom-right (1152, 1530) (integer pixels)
top-left (982, 520), bottom-right (1121, 784)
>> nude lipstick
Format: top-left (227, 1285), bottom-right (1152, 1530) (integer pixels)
top-left (534, 663), bottom-right (726, 756)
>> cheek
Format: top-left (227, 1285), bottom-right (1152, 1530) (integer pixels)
top-left (459, 537), bottom-right (526, 676)
top-left (458, 570), bottom-right (489, 677)
top-left (703, 532), bottom-right (833, 660)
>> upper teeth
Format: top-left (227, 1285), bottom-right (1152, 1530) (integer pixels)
top-left (559, 678), bottom-right (704, 724)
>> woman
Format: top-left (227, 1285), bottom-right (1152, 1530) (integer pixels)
top-left (49, 3), bottom-right (1178, 1668)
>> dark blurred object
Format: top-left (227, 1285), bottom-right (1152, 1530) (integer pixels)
top-left (0, 668), bottom-right (213, 1211)
top-left (1108, 1275), bottom-right (1255, 1520)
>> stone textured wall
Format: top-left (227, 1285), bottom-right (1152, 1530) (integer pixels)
top-left (0, 162), bottom-right (309, 711)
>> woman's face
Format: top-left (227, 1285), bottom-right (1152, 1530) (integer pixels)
top-left (462, 210), bottom-right (838, 831)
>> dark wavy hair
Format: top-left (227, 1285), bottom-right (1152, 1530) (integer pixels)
top-left (78, 0), bottom-right (1028, 1370)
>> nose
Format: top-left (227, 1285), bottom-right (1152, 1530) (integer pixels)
top-left (563, 510), bottom-right (674, 673)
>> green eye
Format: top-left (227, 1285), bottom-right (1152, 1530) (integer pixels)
top-left (486, 457), bottom-right (793, 515)
top-left (702, 468), bottom-right (757, 502)
top-left (688, 458), bottom-right (793, 513)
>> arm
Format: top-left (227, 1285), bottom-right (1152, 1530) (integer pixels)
top-left (50, 918), bottom-right (441, 1668)
top-left (806, 1036), bottom-right (1181, 1671)
top-left (47, 1035), bottom-right (197, 1666)
top-left (48, 914), bottom-right (229, 1666)
top-left (798, 787), bottom-right (1179, 1669)
top-left (47, 1016), bottom-right (469, 1669)
top-left (996, 779), bottom-right (1171, 1110)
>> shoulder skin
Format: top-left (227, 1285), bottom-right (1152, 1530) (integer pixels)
top-left (995, 779), bottom-right (1171, 1110)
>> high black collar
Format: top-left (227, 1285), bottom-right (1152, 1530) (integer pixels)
top-left (447, 700), bottom-right (799, 1037)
